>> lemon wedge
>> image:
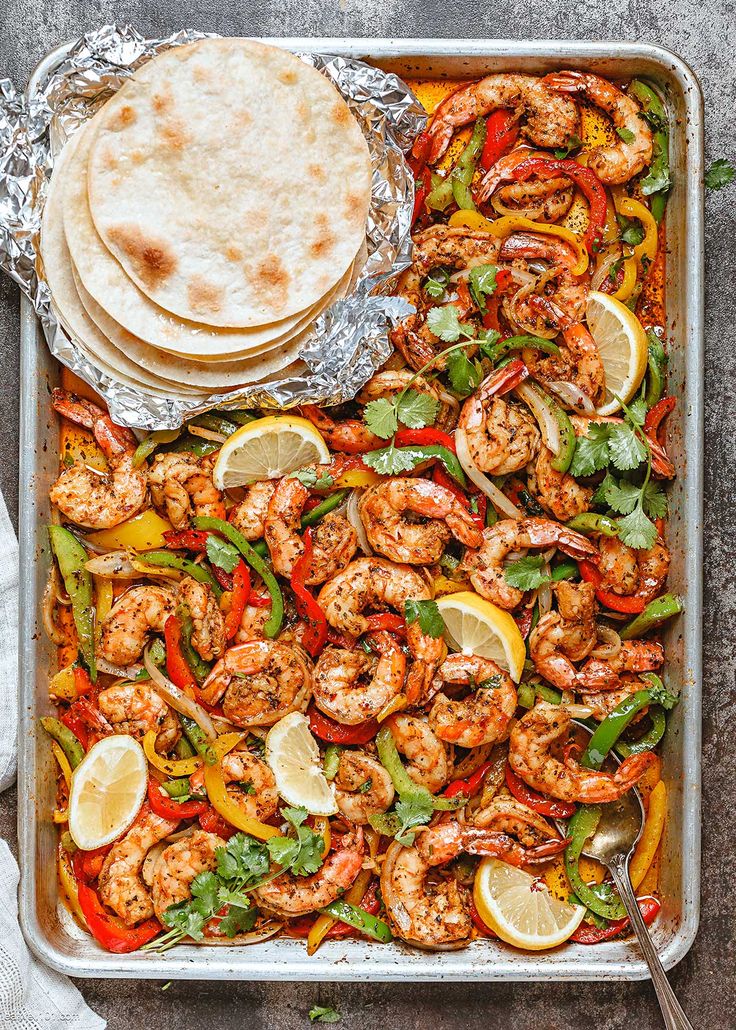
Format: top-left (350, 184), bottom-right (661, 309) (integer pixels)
top-left (586, 290), bottom-right (649, 416)
top-left (212, 415), bottom-right (330, 490)
top-left (474, 857), bottom-right (586, 950)
top-left (436, 591), bottom-right (526, 683)
top-left (68, 735), bottom-right (147, 851)
top-left (265, 712), bottom-right (337, 816)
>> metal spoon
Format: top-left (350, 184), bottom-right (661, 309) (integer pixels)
top-left (580, 789), bottom-right (694, 1029)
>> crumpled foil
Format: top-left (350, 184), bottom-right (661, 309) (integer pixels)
top-left (0, 24), bottom-right (425, 428)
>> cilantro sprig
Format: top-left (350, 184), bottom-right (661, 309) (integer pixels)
top-left (206, 535), bottom-right (240, 573)
top-left (704, 158), bottom-right (735, 190)
top-left (503, 555), bottom-right (551, 591)
top-left (404, 598), bottom-right (445, 638)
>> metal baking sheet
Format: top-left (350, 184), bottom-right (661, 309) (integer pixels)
top-left (17, 36), bottom-right (704, 981)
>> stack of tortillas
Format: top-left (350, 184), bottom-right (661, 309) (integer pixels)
top-left (40, 38), bottom-right (372, 398)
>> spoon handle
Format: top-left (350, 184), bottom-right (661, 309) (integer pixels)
top-left (608, 856), bottom-right (694, 1030)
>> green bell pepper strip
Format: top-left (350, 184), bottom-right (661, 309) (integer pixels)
top-left (41, 716), bottom-right (85, 769)
top-left (319, 900), bottom-right (393, 943)
top-left (564, 805), bottom-right (626, 919)
top-left (487, 335), bottom-right (561, 363)
top-left (580, 689), bottom-right (653, 769)
top-left (215, 409), bottom-right (257, 426)
top-left (132, 429), bottom-right (181, 468)
top-left (450, 118), bottom-right (487, 211)
top-left (426, 171), bottom-right (454, 212)
top-left (521, 382), bottom-right (576, 474)
top-left (551, 559), bottom-right (578, 582)
top-left (376, 726), bottom-right (464, 811)
top-left (191, 413), bottom-right (240, 436)
top-left (48, 525), bottom-right (97, 682)
top-left (565, 513), bottom-right (620, 537)
top-left (163, 435), bottom-right (219, 458)
top-left (619, 593), bottom-right (683, 640)
top-left (139, 550), bottom-right (222, 596)
top-left (323, 744), bottom-right (342, 781)
top-left (179, 715), bottom-right (218, 767)
top-left (517, 682), bottom-right (536, 709)
top-left (644, 331), bottom-right (667, 408)
top-left (177, 607), bottom-right (213, 684)
top-left (616, 707), bottom-right (667, 757)
top-left (191, 516), bottom-right (283, 638)
top-left (162, 777), bottom-right (192, 798)
top-left (629, 80), bottom-right (670, 223)
top-left (175, 735), bottom-right (196, 760)
top-left (535, 683), bottom-right (563, 705)
top-left (301, 489), bottom-right (351, 527)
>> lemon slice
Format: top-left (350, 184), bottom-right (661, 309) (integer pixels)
top-left (68, 735), bottom-right (148, 851)
top-left (586, 290), bottom-right (648, 416)
top-left (474, 857), bottom-right (585, 950)
top-left (265, 712), bottom-right (337, 816)
top-left (212, 415), bottom-right (330, 489)
top-left (436, 591), bottom-right (526, 683)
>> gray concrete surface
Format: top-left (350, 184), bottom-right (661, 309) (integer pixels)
top-left (1, 1), bottom-right (734, 1027)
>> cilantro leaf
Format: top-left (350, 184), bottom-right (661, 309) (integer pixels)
top-left (446, 349), bottom-right (483, 397)
top-left (404, 598), bottom-right (445, 638)
top-left (281, 806), bottom-right (309, 829)
top-left (309, 1007), bottom-right (342, 1024)
top-left (423, 267), bottom-right (451, 299)
top-left (394, 794), bottom-right (434, 845)
top-left (616, 505), bottom-right (658, 550)
top-left (477, 328), bottom-right (501, 359)
top-left (217, 904), bottom-right (258, 938)
top-left (641, 480), bottom-right (668, 519)
top-left (268, 807), bottom-right (325, 877)
top-left (604, 477), bottom-right (642, 515)
top-left (205, 535), bottom-right (240, 573)
top-left (704, 158), bottom-right (735, 190)
top-left (503, 555), bottom-right (551, 591)
top-left (616, 126), bottom-right (636, 144)
top-left (395, 390), bottom-right (439, 430)
top-left (160, 900), bottom-right (210, 942)
top-left (478, 673), bottom-right (505, 690)
top-left (291, 468), bottom-right (334, 489)
top-left (216, 885), bottom-right (252, 910)
top-left (626, 397), bottom-right (649, 426)
top-left (468, 264), bottom-right (498, 313)
top-left (568, 423), bottom-right (611, 477)
top-left (426, 306), bottom-right (475, 342)
top-left (215, 833), bottom-right (270, 885)
top-left (363, 444), bottom-right (425, 476)
top-left (644, 676), bottom-right (679, 710)
top-left (641, 151), bottom-right (671, 196)
top-left (266, 835), bottom-right (299, 869)
top-left (592, 470), bottom-right (619, 507)
top-left (607, 423), bottom-right (648, 471)
top-left (554, 134), bottom-right (583, 159)
top-left (363, 398), bottom-right (398, 440)
top-left (618, 216), bottom-right (645, 246)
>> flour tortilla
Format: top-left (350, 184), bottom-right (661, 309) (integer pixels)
top-left (62, 122), bottom-right (339, 359)
top-left (86, 38), bottom-right (371, 327)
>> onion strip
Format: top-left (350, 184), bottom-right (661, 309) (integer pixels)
top-left (187, 425), bottom-right (227, 443)
top-left (514, 381), bottom-right (561, 457)
top-left (456, 428), bottom-right (523, 519)
top-left (144, 646), bottom-right (217, 741)
top-left (346, 489), bottom-right (373, 555)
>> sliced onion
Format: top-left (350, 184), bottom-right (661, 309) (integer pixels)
top-left (142, 842), bottom-right (168, 886)
top-left (188, 425), bottom-right (227, 443)
top-left (566, 704), bottom-right (594, 719)
top-left (508, 266), bottom-right (539, 288)
top-left (144, 646), bottom-right (217, 741)
top-left (346, 489), bottom-right (373, 555)
top-left (195, 922), bottom-right (284, 946)
top-left (456, 428), bottom-right (523, 520)
top-left (547, 380), bottom-right (596, 416)
top-left (537, 577), bottom-right (553, 618)
top-left (514, 381), bottom-right (561, 457)
top-left (42, 570), bottom-right (67, 644)
top-left (591, 247), bottom-right (623, 292)
top-left (589, 625), bottom-right (623, 660)
top-left (85, 551), bottom-right (140, 579)
top-left (96, 657), bottom-right (143, 678)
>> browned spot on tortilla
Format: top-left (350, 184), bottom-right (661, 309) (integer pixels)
top-left (249, 255), bottom-right (290, 308)
top-left (106, 224), bottom-right (177, 287)
top-left (331, 102), bottom-right (351, 126)
top-left (130, 149), bottom-right (145, 165)
top-left (152, 90), bottom-right (172, 114)
top-left (297, 100), bottom-right (310, 121)
top-left (308, 163), bottom-right (327, 182)
top-left (309, 214), bottom-right (336, 260)
top-left (232, 109), bottom-right (253, 129)
top-left (344, 193), bottom-right (367, 223)
top-left (187, 277), bottom-right (224, 315)
top-left (278, 69), bottom-right (298, 85)
top-left (193, 65), bottom-right (212, 84)
top-left (109, 104), bottom-right (137, 131)
top-left (158, 117), bottom-right (190, 151)
top-left (225, 245), bottom-right (243, 262)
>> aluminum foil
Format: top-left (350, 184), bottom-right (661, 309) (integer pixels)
top-left (0, 24), bottom-right (425, 428)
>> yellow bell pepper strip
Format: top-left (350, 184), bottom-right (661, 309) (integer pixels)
top-left (449, 210), bottom-right (589, 276)
top-left (312, 816), bottom-right (331, 859)
top-left (94, 576), bottom-right (113, 649)
top-left (51, 739), bottom-right (72, 788)
top-left (615, 196), bottom-right (658, 271)
top-left (630, 780), bottom-right (667, 889)
top-left (58, 844), bottom-right (87, 927)
top-left (612, 257), bottom-right (638, 302)
top-left (41, 716), bottom-right (85, 770)
top-left (86, 509), bottom-right (172, 552)
top-left (48, 526), bottom-right (96, 681)
top-left (49, 664), bottom-right (78, 702)
top-left (203, 759), bottom-right (281, 840)
top-left (142, 728), bottom-right (245, 777)
top-left (376, 692), bottom-right (408, 722)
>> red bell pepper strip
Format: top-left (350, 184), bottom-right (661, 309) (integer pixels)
top-left (308, 704), bottom-right (379, 745)
top-left (394, 427), bottom-right (457, 453)
top-left (570, 896), bottom-right (661, 944)
top-left (210, 564), bottom-right (234, 592)
top-left (469, 898), bottom-right (499, 938)
top-left (199, 804), bottom-right (238, 839)
top-left (72, 666), bottom-right (95, 697)
top-left (224, 560), bottom-right (251, 640)
top-left (147, 779), bottom-right (206, 821)
top-left (62, 698), bottom-right (111, 750)
top-left (249, 591), bottom-right (272, 608)
top-left (408, 131), bottom-right (432, 226)
top-left (485, 358), bottom-right (530, 397)
top-left (511, 158), bottom-right (607, 254)
top-left (77, 881), bottom-right (161, 953)
top-left (72, 843), bottom-right (112, 884)
top-left (505, 762), bottom-right (577, 819)
top-left (513, 606), bottom-right (535, 640)
top-left (162, 529), bottom-right (210, 552)
top-left (443, 760), bottom-right (495, 799)
top-left (409, 130), bottom-right (432, 172)
top-left (164, 615), bottom-right (198, 693)
top-left (578, 560), bottom-right (647, 615)
top-left (643, 396), bottom-right (675, 446)
top-left (480, 110), bottom-right (520, 172)
top-left (61, 708), bottom-right (89, 751)
top-left (364, 612), bottom-right (407, 636)
top-left (481, 268), bottom-right (515, 333)
top-left (326, 627), bottom-right (357, 649)
top-left (291, 529), bottom-right (328, 657)
top-left (432, 464), bottom-right (487, 529)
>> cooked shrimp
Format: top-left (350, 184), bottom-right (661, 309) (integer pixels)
top-left (491, 175), bottom-right (574, 223)
top-left (409, 224), bottom-right (503, 276)
top-left (177, 576), bottom-right (226, 661)
top-left (300, 405), bottom-right (384, 454)
top-left (228, 481), bottom-right (277, 540)
top-left (200, 640), bottom-right (312, 728)
top-left (148, 451), bottom-right (225, 529)
top-left (508, 701), bottom-right (656, 802)
top-left (358, 478), bottom-right (483, 565)
top-left (264, 463), bottom-right (357, 584)
top-left (464, 517), bottom-right (597, 610)
top-left (313, 631), bottom-right (406, 725)
top-left (429, 654), bottom-right (517, 748)
top-left (581, 674), bottom-right (648, 721)
top-left (253, 829), bottom-right (364, 917)
top-left (499, 232), bottom-right (589, 328)
top-left (425, 74), bottom-right (579, 164)
top-left (317, 558), bottom-right (446, 702)
top-left (596, 535), bottom-right (670, 601)
top-left (386, 713), bottom-right (449, 793)
top-left (98, 804), bottom-right (180, 926)
top-left (49, 390), bottom-right (147, 530)
top-left (381, 821), bottom-right (566, 948)
top-left (526, 445), bottom-right (594, 522)
top-left (96, 680), bottom-right (180, 752)
top-left (579, 639), bottom-right (665, 691)
top-left (335, 750), bottom-right (395, 824)
top-left (190, 747), bottom-right (278, 822)
top-left (458, 382), bottom-right (541, 476)
top-left (235, 602), bottom-right (271, 643)
top-left (528, 580), bottom-right (599, 690)
top-left (543, 71), bottom-right (653, 184)
top-left (98, 585), bottom-right (175, 667)
top-left (151, 830), bottom-right (225, 923)
top-left (524, 322), bottom-right (605, 408)
top-left (473, 794), bottom-right (560, 847)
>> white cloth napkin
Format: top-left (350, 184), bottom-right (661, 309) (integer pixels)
top-left (0, 489), bottom-right (106, 1029)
